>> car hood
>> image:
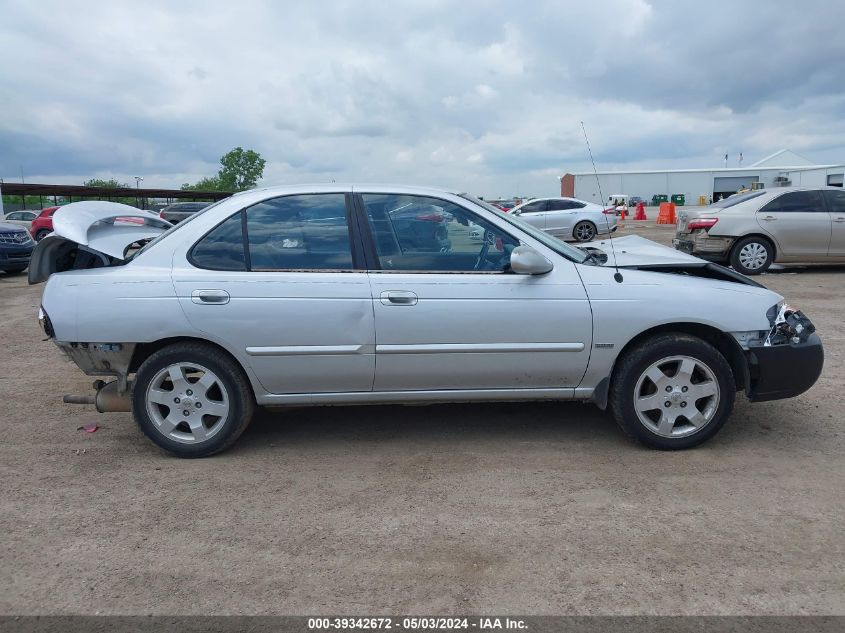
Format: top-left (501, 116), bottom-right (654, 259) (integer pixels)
top-left (580, 234), bottom-right (763, 287)
top-left (582, 234), bottom-right (703, 266)
top-left (28, 201), bottom-right (171, 284)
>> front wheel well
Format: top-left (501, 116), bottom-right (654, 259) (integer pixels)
top-left (613, 323), bottom-right (749, 392)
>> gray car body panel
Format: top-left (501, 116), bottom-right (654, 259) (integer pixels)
top-left (38, 183), bottom-right (784, 407)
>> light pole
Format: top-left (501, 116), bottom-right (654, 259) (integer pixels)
top-left (134, 176), bottom-right (144, 209)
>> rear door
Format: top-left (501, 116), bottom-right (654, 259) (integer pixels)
top-left (544, 199), bottom-right (583, 236)
top-left (172, 192), bottom-right (375, 395)
top-left (514, 199), bottom-right (548, 230)
top-left (756, 190), bottom-right (831, 258)
top-left (356, 192), bottom-right (592, 392)
top-left (823, 188), bottom-right (845, 256)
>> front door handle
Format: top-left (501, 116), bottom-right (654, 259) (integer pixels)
top-left (834, 217), bottom-right (845, 223)
top-left (761, 215), bottom-right (776, 221)
top-left (191, 289), bottom-right (230, 305)
top-left (380, 290), bottom-right (418, 306)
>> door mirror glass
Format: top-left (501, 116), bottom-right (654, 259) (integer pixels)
top-left (510, 245), bottom-right (553, 275)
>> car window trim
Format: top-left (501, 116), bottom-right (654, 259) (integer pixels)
top-left (187, 192), bottom-right (365, 273)
top-left (353, 191), bottom-right (522, 275)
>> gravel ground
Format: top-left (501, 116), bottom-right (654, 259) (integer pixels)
top-left (1, 222), bottom-right (843, 615)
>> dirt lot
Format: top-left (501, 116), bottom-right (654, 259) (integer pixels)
top-left (1, 222), bottom-right (843, 615)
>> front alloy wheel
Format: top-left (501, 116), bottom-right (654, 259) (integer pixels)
top-left (609, 333), bottom-right (735, 449)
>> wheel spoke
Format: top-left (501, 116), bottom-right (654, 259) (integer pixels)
top-left (657, 411), bottom-right (677, 436)
top-left (158, 412), bottom-right (180, 435)
top-left (167, 365), bottom-right (189, 391)
top-left (188, 418), bottom-right (208, 441)
top-left (195, 371), bottom-right (218, 397)
top-left (635, 393), bottom-right (663, 412)
top-left (201, 401), bottom-right (228, 418)
top-left (676, 358), bottom-right (696, 384)
top-left (688, 381), bottom-right (717, 400)
top-left (148, 388), bottom-right (173, 406)
top-left (644, 366), bottom-right (668, 389)
top-left (685, 409), bottom-right (707, 428)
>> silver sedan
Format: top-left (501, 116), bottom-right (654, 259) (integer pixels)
top-left (509, 197), bottom-right (617, 242)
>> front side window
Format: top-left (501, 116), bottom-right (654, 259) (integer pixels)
top-left (361, 194), bottom-right (519, 272)
top-left (520, 200), bottom-right (547, 213)
top-left (823, 189), bottom-right (845, 213)
top-left (246, 194), bottom-right (353, 271)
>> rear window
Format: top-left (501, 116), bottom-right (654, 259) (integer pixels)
top-left (710, 190), bottom-right (766, 209)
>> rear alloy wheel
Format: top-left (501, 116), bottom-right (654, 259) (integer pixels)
top-left (132, 343), bottom-right (254, 457)
top-left (609, 333), bottom-right (735, 449)
top-left (730, 236), bottom-right (773, 275)
top-left (573, 221), bottom-right (597, 242)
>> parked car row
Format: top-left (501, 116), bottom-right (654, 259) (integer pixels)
top-left (30, 186), bottom-right (822, 457)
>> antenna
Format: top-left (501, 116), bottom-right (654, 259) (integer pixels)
top-left (580, 121), bottom-right (623, 283)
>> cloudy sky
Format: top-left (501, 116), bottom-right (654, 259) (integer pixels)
top-left (1, 0), bottom-right (843, 198)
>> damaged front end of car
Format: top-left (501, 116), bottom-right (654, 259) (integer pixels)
top-left (738, 303), bottom-right (823, 402)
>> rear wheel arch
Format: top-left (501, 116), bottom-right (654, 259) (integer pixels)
top-left (130, 337), bottom-right (256, 396)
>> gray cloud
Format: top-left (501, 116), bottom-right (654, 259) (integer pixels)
top-left (1, 0), bottom-right (843, 198)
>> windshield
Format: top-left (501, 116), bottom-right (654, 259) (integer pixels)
top-left (458, 193), bottom-right (589, 264)
top-left (131, 198), bottom-right (229, 259)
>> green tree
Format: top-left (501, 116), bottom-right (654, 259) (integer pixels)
top-left (217, 147), bottom-right (266, 191)
top-left (84, 178), bottom-right (130, 188)
top-left (181, 176), bottom-right (222, 192)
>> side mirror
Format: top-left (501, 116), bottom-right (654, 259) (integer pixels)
top-left (510, 245), bottom-right (553, 275)
top-left (511, 208), bottom-right (521, 215)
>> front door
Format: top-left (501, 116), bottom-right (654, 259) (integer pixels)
top-left (823, 189), bottom-right (845, 256)
top-left (172, 192), bottom-right (375, 394)
top-left (514, 199), bottom-right (548, 231)
top-left (357, 192), bottom-right (592, 392)
top-left (756, 190), bottom-right (831, 258)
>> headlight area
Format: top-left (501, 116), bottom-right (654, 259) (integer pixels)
top-left (764, 302), bottom-right (816, 346)
top-left (738, 302), bottom-right (824, 402)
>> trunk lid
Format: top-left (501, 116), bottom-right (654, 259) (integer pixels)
top-left (28, 201), bottom-right (171, 283)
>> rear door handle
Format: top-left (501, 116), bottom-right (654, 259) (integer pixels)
top-left (834, 217), bottom-right (845, 223)
top-left (761, 215), bottom-right (776, 221)
top-left (380, 290), bottom-right (418, 306)
top-left (191, 289), bottom-right (230, 305)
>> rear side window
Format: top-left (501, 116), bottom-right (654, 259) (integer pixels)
top-left (765, 191), bottom-right (825, 213)
top-left (246, 194), bottom-right (352, 270)
top-left (190, 212), bottom-right (247, 271)
top-left (190, 194), bottom-right (353, 271)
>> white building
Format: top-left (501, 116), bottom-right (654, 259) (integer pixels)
top-left (560, 149), bottom-right (845, 206)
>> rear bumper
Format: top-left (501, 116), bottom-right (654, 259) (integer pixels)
top-left (746, 333), bottom-right (824, 402)
top-left (673, 234), bottom-right (733, 260)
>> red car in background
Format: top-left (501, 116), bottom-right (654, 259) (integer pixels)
top-left (30, 206), bottom-right (60, 241)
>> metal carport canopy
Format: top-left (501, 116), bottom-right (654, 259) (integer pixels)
top-left (0, 182), bottom-right (233, 200)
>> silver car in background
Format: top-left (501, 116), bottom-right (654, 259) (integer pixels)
top-left (30, 185), bottom-right (822, 457)
top-left (674, 187), bottom-right (845, 275)
top-left (510, 197), bottom-right (617, 242)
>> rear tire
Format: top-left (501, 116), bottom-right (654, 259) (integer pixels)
top-left (131, 342), bottom-right (254, 458)
top-left (573, 221), bottom-right (597, 242)
top-left (2, 267), bottom-right (26, 274)
top-left (609, 333), bottom-right (735, 450)
top-left (35, 229), bottom-right (50, 241)
top-left (730, 236), bottom-right (773, 275)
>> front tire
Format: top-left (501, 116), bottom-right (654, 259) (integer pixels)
top-left (730, 236), bottom-right (773, 275)
top-left (573, 221), bottom-right (597, 242)
top-left (609, 333), bottom-right (735, 450)
top-left (35, 229), bottom-right (50, 241)
top-left (131, 342), bottom-right (254, 457)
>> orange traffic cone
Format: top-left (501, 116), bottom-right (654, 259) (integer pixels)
top-left (634, 202), bottom-right (647, 220)
top-left (619, 207), bottom-right (627, 220)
